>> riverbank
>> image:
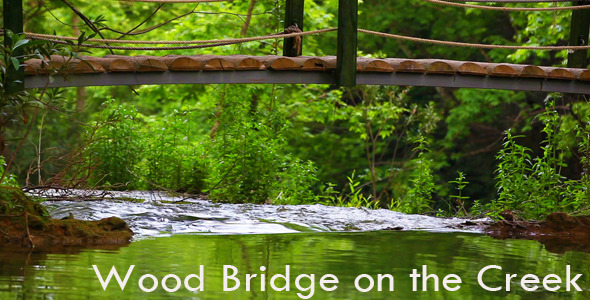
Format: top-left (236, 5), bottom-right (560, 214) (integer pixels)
top-left (0, 188), bottom-right (132, 248)
top-left (484, 212), bottom-right (590, 254)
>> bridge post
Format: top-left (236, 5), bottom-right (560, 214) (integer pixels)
top-left (567, 1), bottom-right (590, 69)
top-left (336, 0), bottom-right (358, 87)
top-left (283, 0), bottom-right (304, 57)
top-left (3, 0), bottom-right (25, 93)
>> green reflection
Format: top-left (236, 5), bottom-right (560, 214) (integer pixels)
top-left (1, 231), bottom-right (590, 299)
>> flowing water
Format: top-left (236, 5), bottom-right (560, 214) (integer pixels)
top-left (1, 191), bottom-right (590, 299)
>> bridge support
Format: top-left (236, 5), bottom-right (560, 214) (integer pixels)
top-left (3, 0), bottom-right (25, 93)
top-left (336, 0), bottom-right (358, 87)
top-left (24, 71), bottom-right (590, 95)
top-left (567, 1), bottom-right (590, 69)
top-left (284, 0), bottom-right (305, 57)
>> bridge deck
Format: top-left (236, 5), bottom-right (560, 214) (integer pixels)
top-left (24, 55), bottom-right (590, 93)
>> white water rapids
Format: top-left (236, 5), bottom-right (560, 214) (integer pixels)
top-left (34, 190), bottom-right (487, 240)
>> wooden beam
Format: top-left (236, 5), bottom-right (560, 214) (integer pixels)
top-left (336, 0), bottom-right (358, 87)
top-left (3, 0), bottom-right (25, 93)
top-left (23, 71), bottom-right (590, 94)
top-left (283, 0), bottom-right (304, 57)
top-left (567, 2), bottom-right (590, 68)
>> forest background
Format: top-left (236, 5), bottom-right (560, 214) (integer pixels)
top-left (1, 0), bottom-right (590, 219)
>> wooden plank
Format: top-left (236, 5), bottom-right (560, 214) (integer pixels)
top-left (487, 63), bottom-right (546, 78)
top-left (200, 57), bottom-right (236, 71)
top-left (166, 56), bottom-right (203, 71)
top-left (91, 56), bottom-right (136, 72)
top-left (25, 57), bottom-right (65, 74)
top-left (357, 58), bottom-right (394, 72)
top-left (232, 56), bottom-right (265, 70)
top-left (290, 56), bottom-right (331, 71)
top-left (456, 62), bottom-right (488, 76)
top-left (198, 55), bottom-right (265, 70)
top-left (318, 56), bottom-right (338, 70)
top-left (544, 67), bottom-right (575, 80)
top-left (27, 56), bottom-right (106, 74)
top-left (518, 65), bottom-right (545, 78)
top-left (135, 58), bottom-right (168, 72)
top-left (574, 69), bottom-right (590, 81)
top-left (336, 0), bottom-right (358, 86)
top-left (422, 60), bottom-right (456, 74)
top-left (49, 56), bottom-right (105, 74)
top-left (385, 59), bottom-right (425, 73)
top-left (260, 56), bottom-right (300, 70)
top-left (487, 64), bottom-right (517, 77)
top-left (3, 0), bottom-right (25, 92)
top-left (24, 59), bottom-right (48, 74)
top-left (283, 0), bottom-right (305, 57)
top-left (24, 63), bottom-right (37, 75)
top-left (104, 55), bottom-right (168, 72)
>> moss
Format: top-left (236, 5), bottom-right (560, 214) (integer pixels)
top-left (161, 200), bottom-right (189, 204)
top-left (0, 187), bottom-right (133, 248)
top-left (114, 197), bottom-right (145, 203)
top-left (0, 187), bottom-right (48, 216)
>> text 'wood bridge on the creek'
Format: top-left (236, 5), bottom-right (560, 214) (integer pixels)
top-left (3, 0), bottom-right (590, 94)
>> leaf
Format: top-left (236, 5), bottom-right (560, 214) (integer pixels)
top-left (13, 39), bottom-right (30, 50)
top-left (24, 100), bottom-right (45, 109)
top-left (78, 32), bottom-right (87, 45)
top-left (10, 57), bottom-right (20, 70)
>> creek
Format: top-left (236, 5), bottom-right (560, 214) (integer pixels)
top-left (1, 190), bottom-right (589, 299)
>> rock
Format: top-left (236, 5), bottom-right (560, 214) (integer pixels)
top-left (484, 212), bottom-right (590, 254)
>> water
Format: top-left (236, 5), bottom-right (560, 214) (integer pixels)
top-left (38, 190), bottom-right (485, 238)
top-left (1, 191), bottom-right (589, 299)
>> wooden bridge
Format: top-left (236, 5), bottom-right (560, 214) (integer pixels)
top-left (4, 0), bottom-right (590, 93)
top-left (23, 55), bottom-right (590, 94)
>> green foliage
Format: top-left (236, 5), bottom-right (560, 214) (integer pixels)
top-left (445, 89), bottom-right (525, 142)
top-left (449, 171), bottom-right (469, 216)
top-left (0, 156), bottom-right (47, 216)
top-left (0, 156), bottom-right (18, 188)
top-left (5, 0), bottom-right (590, 216)
top-left (206, 87), bottom-right (318, 204)
top-left (85, 101), bottom-right (144, 188)
top-left (396, 137), bottom-right (435, 214)
top-left (493, 129), bottom-right (534, 215)
top-left (1, 32), bottom-right (42, 133)
top-left (491, 101), bottom-right (590, 219)
top-left (139, 111), bottom-right (206, 193)
top-left (324, 171), bottom-right (378, 209)
top-left (561, 102), bottom-right (590, 214)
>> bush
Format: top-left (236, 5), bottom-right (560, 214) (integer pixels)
top-left (85, 101), bottom-right (144, 189)
top-left (491, 101), bottom-right (590, 219)
top-left (206, 87), bottom-right (318, 204)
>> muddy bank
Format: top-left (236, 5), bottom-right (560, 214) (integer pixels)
top-left (0, 188), bottom-right (132, 248)
top-left (484, 212), bottom-right (590, 254)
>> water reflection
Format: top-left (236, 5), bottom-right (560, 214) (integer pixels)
top-left (1, 231), bottom-right (589, 299)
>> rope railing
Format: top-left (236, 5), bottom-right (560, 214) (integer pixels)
top-left (422, 0), bottom-right (590, 11)
top-left (358, 29), bottom-right (590, 50)
top-left (22, 28), bottom-right (590, 51)
top-left (24, 28), bottom-right (337, 51)
top-left (26, 32), bottom-right (293, 45)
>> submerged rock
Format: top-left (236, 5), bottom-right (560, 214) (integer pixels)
top-left (484, 212), bottom-right (590, 254)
